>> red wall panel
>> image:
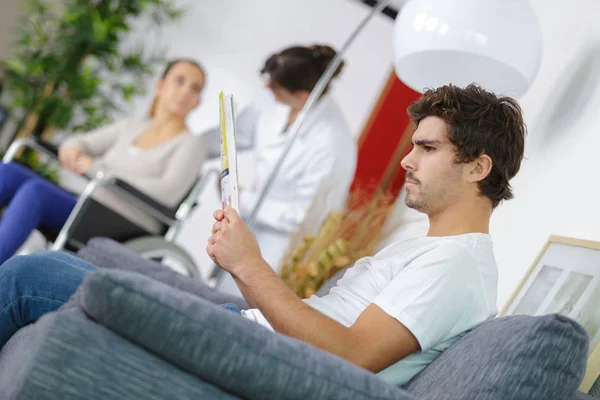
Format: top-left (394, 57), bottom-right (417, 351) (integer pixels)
top-left (349, 72), bottom-right (421, 205)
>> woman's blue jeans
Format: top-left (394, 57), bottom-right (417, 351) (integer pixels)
top-left (0, 162), bottom-right (77, 264)
top-left (0, 251), bottom-right (98, 348)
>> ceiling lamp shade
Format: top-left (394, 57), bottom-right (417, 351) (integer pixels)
top-left (393, 0), bottom-right (543, 97)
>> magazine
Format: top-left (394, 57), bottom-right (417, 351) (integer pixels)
top-left (219, 91), bottom-right (239, 212)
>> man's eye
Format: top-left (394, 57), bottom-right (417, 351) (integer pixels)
top-left (424, 146), bottom-right (435, 152)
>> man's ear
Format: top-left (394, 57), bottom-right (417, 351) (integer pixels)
top-left (468, 154), bottom-right (492, 183)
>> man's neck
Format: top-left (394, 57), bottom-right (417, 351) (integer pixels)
top-left (426, 198), bottom-right (491, 237)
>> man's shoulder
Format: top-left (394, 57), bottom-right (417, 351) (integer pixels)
top-left (405, 234), bottom-right (495, 272)
top-left (422, 234), bottom-right (491, 254)
top-left (422, 237), bottom-right (479, 257)
top-left (379, 234), bottom-right (489, 257)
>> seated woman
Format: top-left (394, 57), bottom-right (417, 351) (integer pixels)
top-left (0, 59), bottom-right (207, 264)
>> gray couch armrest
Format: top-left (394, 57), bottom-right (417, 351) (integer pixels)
top-left (79, 269), bottom-right (413, 400)
top-left (0, 312), bottom-right (239, 400)
top-left (76, 238), bottom-right (248, 309)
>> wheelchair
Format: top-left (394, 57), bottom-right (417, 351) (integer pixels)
top-left (2, 136), bottom-right (218, 280)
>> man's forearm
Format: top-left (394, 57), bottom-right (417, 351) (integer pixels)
top-left (206, 207), bottom-right (406, 373)
top-left (234, 260), bottom-right (361, 363)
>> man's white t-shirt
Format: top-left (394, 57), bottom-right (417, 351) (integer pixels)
top-left (242, 233), bottom-right (498, 386)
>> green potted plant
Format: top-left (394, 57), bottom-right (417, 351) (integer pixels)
top-left (0, 0), bottom-right (183, 179)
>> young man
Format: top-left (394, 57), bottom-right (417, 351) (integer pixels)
top-left (206, 84), bottom-right (526, 385)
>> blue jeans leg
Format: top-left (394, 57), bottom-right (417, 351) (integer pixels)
top-left (0, 251), bottom-right (99, 348)
top-left (0, 162), bottom-right (42, 206)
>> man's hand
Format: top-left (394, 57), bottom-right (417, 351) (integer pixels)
top-left (206, 207), bottom-right (264, 276)
top-left (58, 146), bottom-right (84, 172)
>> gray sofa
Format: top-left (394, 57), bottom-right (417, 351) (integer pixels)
top-left (0, 238), bottom-right (595, 400)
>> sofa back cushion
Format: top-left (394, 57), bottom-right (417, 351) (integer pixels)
top-left (404, 314), bottom-right (589, 400)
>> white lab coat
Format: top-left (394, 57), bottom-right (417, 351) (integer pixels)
top-left (205, 91), bottom-right (357, 295)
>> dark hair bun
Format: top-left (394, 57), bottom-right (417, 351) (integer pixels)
top-left (310, 45), bottom-right (345, 78)
top-left (260, 44), bottom-right (345, 94)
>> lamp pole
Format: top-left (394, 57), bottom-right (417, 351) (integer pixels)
top-left (215, 0), bottom-right (393, 288)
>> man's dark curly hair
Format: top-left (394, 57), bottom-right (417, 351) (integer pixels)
top-left (407, 84), bottom-right (526, 208)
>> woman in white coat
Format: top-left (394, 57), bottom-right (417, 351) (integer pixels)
top-left (209, 44), bottom-right (357, 294)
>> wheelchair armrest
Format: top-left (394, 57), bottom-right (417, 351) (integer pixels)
top-left (106, 178), bottom-right (177, 221)
top-left (34, 138), bottom-right (59, 157)
top-left (3, 136), bottom-right (59, 163)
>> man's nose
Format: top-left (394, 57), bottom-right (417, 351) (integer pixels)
top-left (401, 149), bottom-right (416, 171)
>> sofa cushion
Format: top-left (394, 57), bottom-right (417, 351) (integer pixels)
top-left (79, 269), bottom-right (413, 400)
top-left (403, 314), bottom-right (589, 400)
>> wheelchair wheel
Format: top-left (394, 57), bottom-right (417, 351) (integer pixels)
top-left (122, 236), bottom-right (201, 280)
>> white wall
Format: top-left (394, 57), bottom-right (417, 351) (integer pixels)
top-left (489, 0), bottom-right (600, 308)
top-left (124, 0), bottom-right (395, 276)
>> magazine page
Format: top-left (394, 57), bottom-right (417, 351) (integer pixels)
top-left (219, 91), bottom-right (240, 212)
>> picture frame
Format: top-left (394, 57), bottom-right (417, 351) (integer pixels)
top-left (499, 235), bottom-right (600, 392)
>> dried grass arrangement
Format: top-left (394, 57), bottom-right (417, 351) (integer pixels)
top-left (279, 189), bottom-right (400, 298)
